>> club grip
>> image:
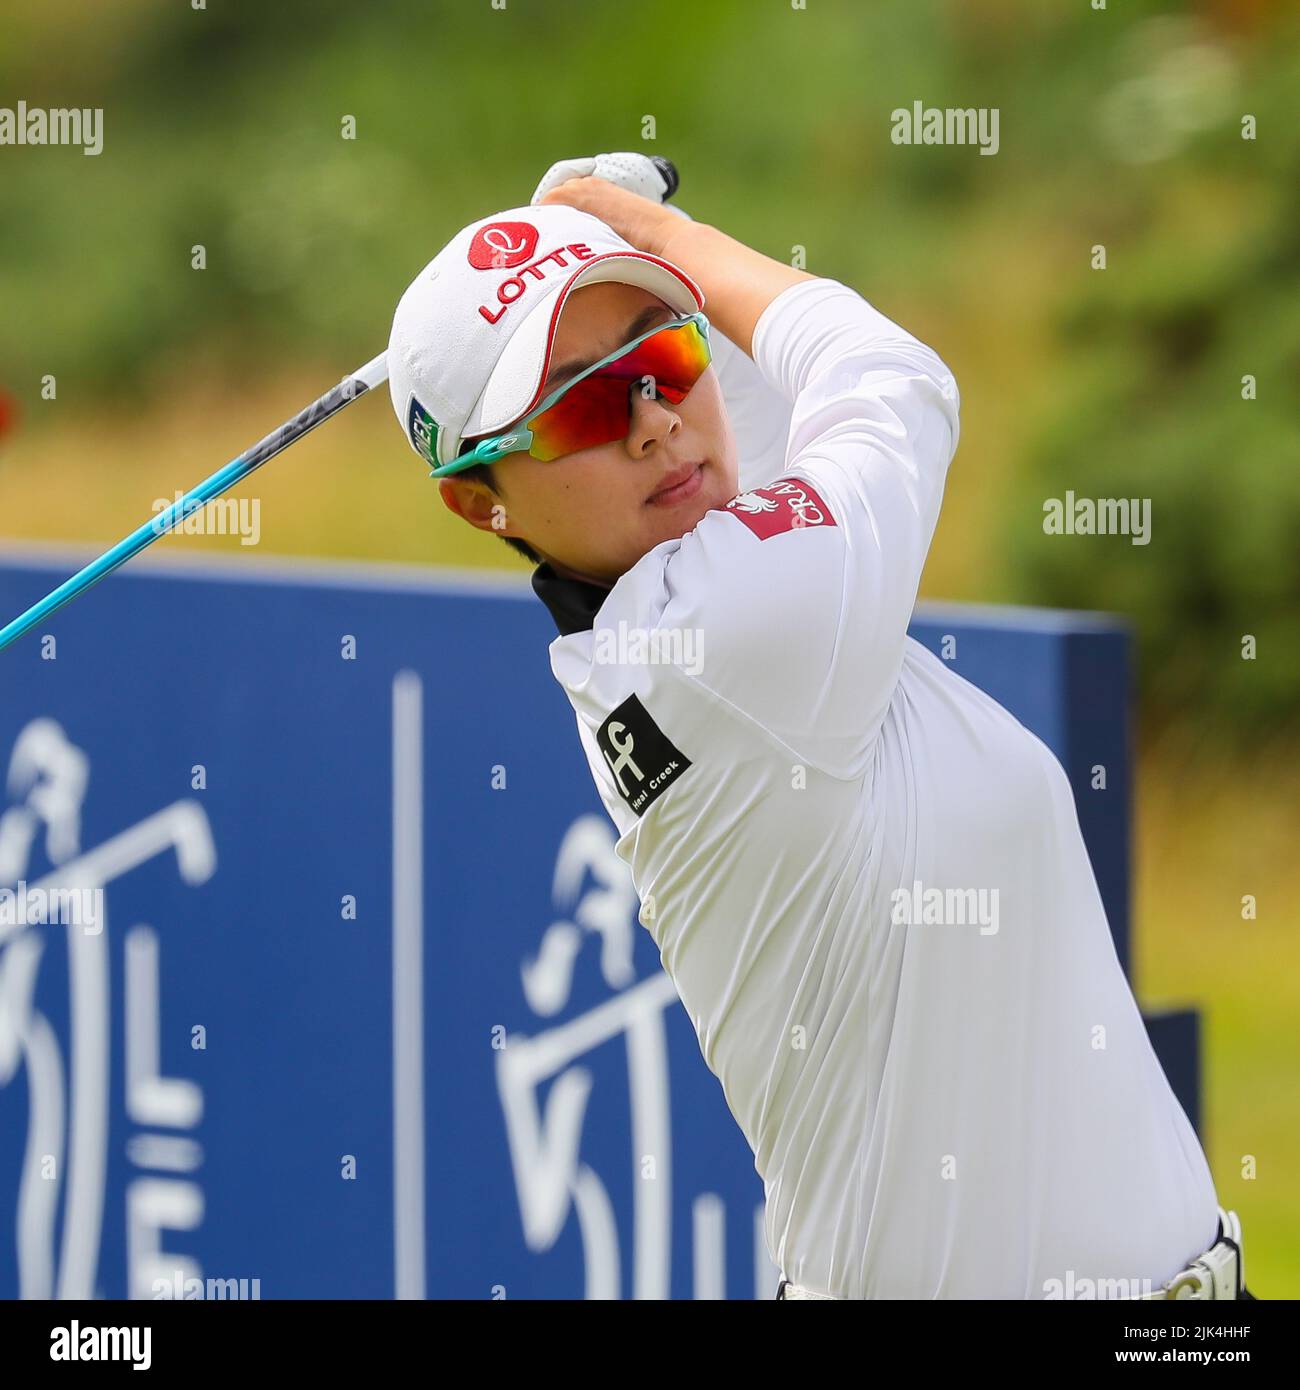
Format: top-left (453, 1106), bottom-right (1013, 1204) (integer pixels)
top-left (650, 156), bottom-right (680, 202)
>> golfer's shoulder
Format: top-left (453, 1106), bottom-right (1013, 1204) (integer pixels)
top-left (638, 490), bottom-right (849, 687)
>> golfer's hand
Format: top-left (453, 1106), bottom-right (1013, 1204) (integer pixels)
top-left (532, 153), bottom-right (676, 206)
top-left (537, 176), bottom-right (679, 258)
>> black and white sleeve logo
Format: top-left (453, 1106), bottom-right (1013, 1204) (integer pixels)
top-left (595, 694), bottom-right (692, 818)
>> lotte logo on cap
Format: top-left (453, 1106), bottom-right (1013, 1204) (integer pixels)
top-left (468, 221), bottom-right (540, 271)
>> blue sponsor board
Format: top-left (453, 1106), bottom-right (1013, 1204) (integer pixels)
top-left (0, 548), bottom-right (1196, 1299)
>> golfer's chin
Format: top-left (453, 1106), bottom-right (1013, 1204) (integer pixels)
top-left (641, 460), bottom-right (733, 547)
top-left (565, 463), bottom-right (735, 582)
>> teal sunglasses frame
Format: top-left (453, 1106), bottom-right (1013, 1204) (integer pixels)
top-left (431, 310), bottom-right (712, 478)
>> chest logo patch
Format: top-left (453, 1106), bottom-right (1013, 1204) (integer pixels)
top-left (596, 694), bottom-right (692, 818)
top-left (724, 477), bottom-right (837, 539)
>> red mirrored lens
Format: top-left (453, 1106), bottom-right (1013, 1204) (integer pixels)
top-left (528, 319), bottom-right (710, 462)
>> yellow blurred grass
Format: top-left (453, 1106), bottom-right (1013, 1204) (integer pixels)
top-left (1136, 739), bottom-right (1300, 1298)
top-left (0, 366), bottom-right (521, 573)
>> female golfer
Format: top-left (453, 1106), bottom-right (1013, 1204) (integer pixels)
top-left (385, 156), bottom-right (1244, 1300)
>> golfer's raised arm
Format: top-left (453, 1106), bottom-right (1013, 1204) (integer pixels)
top-left (538, 177), bottom-right (816, 355)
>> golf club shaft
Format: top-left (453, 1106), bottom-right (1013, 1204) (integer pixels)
top-left (0, 352), bottom-right (388, 654)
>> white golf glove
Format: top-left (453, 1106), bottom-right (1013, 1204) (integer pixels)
top-left (531, 153), bottom-right (691, 221)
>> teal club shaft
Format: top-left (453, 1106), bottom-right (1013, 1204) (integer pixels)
top-left (0, 353), bottom-right (387, 653)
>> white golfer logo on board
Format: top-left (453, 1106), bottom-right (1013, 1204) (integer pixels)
top-left (495, 814), bottom-right (777, 1299)
top-left (0, 718), bottom-right (216, 1300)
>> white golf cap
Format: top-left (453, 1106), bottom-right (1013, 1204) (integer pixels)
top-left (387, 203), bottom-right (704, 472)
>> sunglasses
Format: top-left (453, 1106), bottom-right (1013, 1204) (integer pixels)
top-left (431, 310), bottom-right (712, 477)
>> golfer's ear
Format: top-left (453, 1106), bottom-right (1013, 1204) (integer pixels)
top-left (438, 476), bottom-right (515, 538)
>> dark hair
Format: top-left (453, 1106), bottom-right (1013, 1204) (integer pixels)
top-left (455, 446), bottom-right (541, 566)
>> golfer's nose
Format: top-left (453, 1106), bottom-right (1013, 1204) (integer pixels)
top-left (624, 386), bottom-right (682, 458)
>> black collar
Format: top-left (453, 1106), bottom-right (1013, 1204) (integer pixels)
top-left (531, 562), bottom-right (612, 637)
